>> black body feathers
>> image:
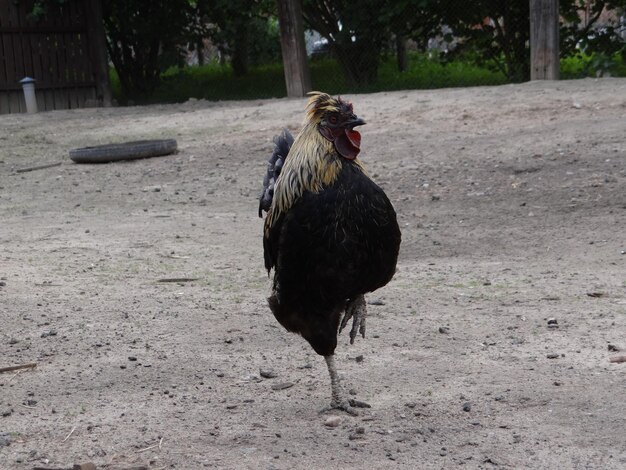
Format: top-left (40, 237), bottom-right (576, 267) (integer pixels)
top-left (264, 159), bottom-right (401, 356)
top-left (258, 129), bottom-right (294, 217)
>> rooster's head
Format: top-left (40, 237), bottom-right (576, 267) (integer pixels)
top-left (306, 92), bottom-right (366, 160)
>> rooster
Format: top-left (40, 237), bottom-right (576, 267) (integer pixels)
top-left (259, 92), bottom-right (401, 414)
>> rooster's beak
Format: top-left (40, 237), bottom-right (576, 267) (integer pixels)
top-left (345, 116), bottom-right (366, 129)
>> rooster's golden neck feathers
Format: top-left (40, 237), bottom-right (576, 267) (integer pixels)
top-left (264, 92), bottom-right (363, 233)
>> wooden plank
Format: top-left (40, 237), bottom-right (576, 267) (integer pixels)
top-left (276, 0), bottom-right (311, 97)
top-left (69, 31), bottom-right (84, 83)
top-left (1, 9), bottom-right (19, 87)
top-left (9, 90), bottom-right (23, 113)
top-left (1, 81), bottom-right (95, 91)
top-left (0, 33), bottom-right (8, 86)
top-left (85, 0), bottom-right (112, 106)
top-left (41, 34), bottom-right (53, 89)
top-left (3, 33), bottom-right (18, 86)
top-left (12, 0), bottom-right (29, 80)
top-left (54, 88), bottom-right (72, 109)
top-left (55, 32), bottom-right (68, 88)
top-left (0, 92), bottom-right (10, 114)
top-left (0, 26), bottom-right (86, 34)
top-left (530, 0), bottom-right (560, 80)
top-left (43, 88), bottom-right (55, 111)
top-left (18, 22), bottom-right (35, 80)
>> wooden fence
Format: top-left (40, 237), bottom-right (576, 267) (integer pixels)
top-left (0, 0), bottom-right (111, 114)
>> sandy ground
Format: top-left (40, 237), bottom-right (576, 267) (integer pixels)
top-left (1, 78), bottom-right (625, 470)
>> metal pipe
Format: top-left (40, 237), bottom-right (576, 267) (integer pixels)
top-left (19, 77), bottom-right (38, 113)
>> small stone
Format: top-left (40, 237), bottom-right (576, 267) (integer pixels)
top-left (1, 409), bottom-right (12, 417)
top-left (462, 402), bottom-right (471, 412)
top-left (546, 353), bottom-right (559, 359)
top-left (348, 427), bottom-right (365, 440)
top-left (128, 356), bottom-right (137, 361)
top-left (73, 463), bottom-right (97, 470)
top-left (608, 344), bottom-right (621, 352)
top-left (547, 318), bottom-right (558, 325)
top-left (438, 326), bottom-right (450, 334)
top-left (271, 382), bottom-right (294, 391)
top-left (0, 432), bottom-right (11, 447)
top-left (367, 299), bottom-right (385, 306)
top-left (0, 281), bottom-right (6, 287)
top-left (324, 416), bottom-right (341, 427)
top-left (404, 402), bottom-right (417, 408)
top-left (260, 369), bottom-right (277, 379)
top-left (355, 355), bottom-right (364, 363)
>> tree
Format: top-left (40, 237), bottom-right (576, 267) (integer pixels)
top-left (200, 0), bottom-right (276, 76)
top-left (437, 0), bottom-right (625, 82)
top-left (102, 0), bottom-right (196, 96)
top-left (437, 1), bottom-right (531, 82)
top-left (302, 0), bottom-right (391, 85)
top-left (560, 0), bottom-right (626, 60)
top-left (302, 0), bottom-right (442, 85)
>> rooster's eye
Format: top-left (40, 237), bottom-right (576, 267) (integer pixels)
top-left (328, 115), bottom-right (338, 125)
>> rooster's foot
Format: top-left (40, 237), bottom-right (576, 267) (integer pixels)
top-left (321, 398), bottom-right (370, 416)
top-left (340, 295), bottom-right (367, 344)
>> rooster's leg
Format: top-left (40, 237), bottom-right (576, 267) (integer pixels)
top-left (323, 354), bottom-right (370, 415)
top-left (340, 295), bottom-right (367, 344)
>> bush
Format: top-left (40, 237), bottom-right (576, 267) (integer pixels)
top-left (108, 52), bottom-right (520, 104)
top-left (561, 51), bottom-right (626, 79)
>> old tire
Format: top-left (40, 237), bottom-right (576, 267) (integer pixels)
top-left (69, 139), bottom-right (178, 163)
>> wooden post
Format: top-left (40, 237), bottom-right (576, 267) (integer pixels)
top-left (276, 0), bottom-right (311, 97)
top-left (86, 0), bottom-right (113, 106)
top-left (530, 0), bottom-right (560, 80)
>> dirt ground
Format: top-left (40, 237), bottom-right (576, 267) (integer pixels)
top-left (1, 78), bottom-right (625, 470)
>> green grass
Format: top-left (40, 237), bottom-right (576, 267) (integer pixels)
top-left (109, 50), bottom-right (625, 105)
top-left (561, 51), bottom-right (626, 79)
top-left (111, 52), bottom-right (508, 104)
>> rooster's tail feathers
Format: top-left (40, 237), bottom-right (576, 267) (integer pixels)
top-left (259, 129), bottom-right (294, 217)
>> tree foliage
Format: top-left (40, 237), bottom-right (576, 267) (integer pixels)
top-left (68, 0), bottom-right (626, 97)
top-left (428, 1), bottom-right (531, 82)
top-left (560, 0), bottom-right (626, 59)
top-left (424, 0), bottom-right (625, 82)
top-left (198, 0), bottom-right (277, 76)
top-left (102, 0), bottom-right (196, 96)
top-left (302, 0), bottom-right (435, 85)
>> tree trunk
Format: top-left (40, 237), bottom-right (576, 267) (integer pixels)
top-left (85, 0), bottom-right (112, 106)
top-left (530, 0), bottom-right (560, 80)
top-left (197, 39), bottom-right (205, 66)
top-left (232, 22), bottom-right (249, 76)
top-left (276, 0), bottom-right (311, 97)
top-left (333, 40), bottom-right (380, 86)
top-left (396, 35), bottom-right (407, 72)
